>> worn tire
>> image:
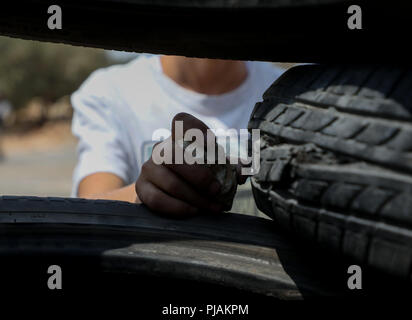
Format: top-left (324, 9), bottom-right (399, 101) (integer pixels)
top-left (1, 1), bottom-right (412, 63)
top-left (2, 195), bottom-right (410, 298)
top-left (249, 64), bottom-right (412, 279)
top-left (0, 195), bottom-right (376, 298)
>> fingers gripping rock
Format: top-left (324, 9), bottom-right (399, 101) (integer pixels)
top-left (178, 139), bottom-right (238, 211)
top-left (208, 162), bottom-right (238, 211)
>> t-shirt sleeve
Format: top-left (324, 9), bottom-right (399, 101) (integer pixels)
top-left (70, 69), bottom-right (131, 197)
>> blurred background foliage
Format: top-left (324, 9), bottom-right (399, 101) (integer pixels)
top-left (0, 36), bottom-right (136, 128)
top-left (0, 36), bottom-right (112, 110)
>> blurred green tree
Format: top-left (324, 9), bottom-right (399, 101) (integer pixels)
top-left (0, 36), bottom-right (112, 110)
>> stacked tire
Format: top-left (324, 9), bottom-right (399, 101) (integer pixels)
top-left (249, 64), bottom-right (412, 279)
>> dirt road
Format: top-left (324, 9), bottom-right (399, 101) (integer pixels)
top-left (0, 142), bottom-right (77, 197)
top-left (0, 122), bottom-right (77, 197)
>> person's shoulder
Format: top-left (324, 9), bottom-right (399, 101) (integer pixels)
top-left (78, 55), bottom-right (156, 94)
top-left (245, 62), bottom-right (287, 101)
top-left (250, 61), bottom-right (286, 81)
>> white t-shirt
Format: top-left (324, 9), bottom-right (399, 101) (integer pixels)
top-left (71, 55), bottom-right (284, 196)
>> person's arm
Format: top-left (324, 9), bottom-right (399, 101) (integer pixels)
top-left (71, 68), bottom-right (135, 202)
top-left (76, 113), bottom-right (226, 218)
top-left (77, 172), bottom-right (139, 203)
top-left (77, 113), bottom-right (240, 218)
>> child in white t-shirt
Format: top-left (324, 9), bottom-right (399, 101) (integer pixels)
top-left (71, 55), bottom-right (283, 217)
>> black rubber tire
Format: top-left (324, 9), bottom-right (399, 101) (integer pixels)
top-left (1, 1), bottom-right (412, 63)
top-left (0, 196), bottom-right (352, 298)
top-left (2, 195), bottom-right (410, 298)
top-left (249, 64), bottom-right (412, 280)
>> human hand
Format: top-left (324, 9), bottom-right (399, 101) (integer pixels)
top-left (135, 113), bottom-right (230, 218)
